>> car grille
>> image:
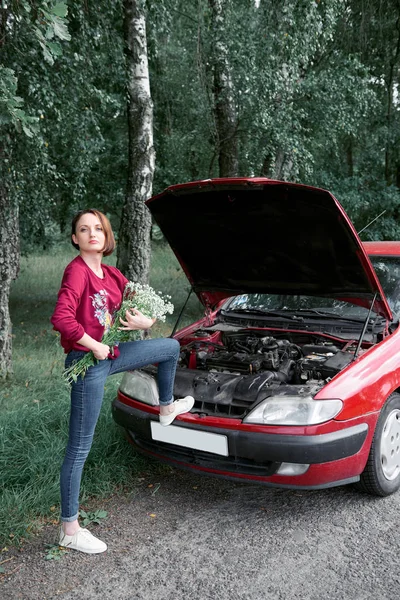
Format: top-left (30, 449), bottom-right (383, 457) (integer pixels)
top-left (127, 431), bottom-right (280, 477)
top-left (191, 397), bottom-right (252, 419)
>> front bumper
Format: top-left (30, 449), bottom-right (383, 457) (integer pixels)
top-left (112, 394), bottom-right (372, 487)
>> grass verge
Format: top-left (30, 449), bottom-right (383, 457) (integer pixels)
top-left (0, 242), bottom-right (203, 547)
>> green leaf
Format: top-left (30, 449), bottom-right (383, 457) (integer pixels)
top-left (13, 108), bottom-right (26, 120)
top-left (40, 42), bottom-right (55, 66)
top-left (96, 510), bottom-right (108, 519)
top-left (44, 544), bottom-right (67, 561)
top-left (21, 0), bottom-right (31, 13)
top-left (45, 27), bottom-right (55, 40)
top-left (78, 508), bottom-right (108, 527)
top-left (52, 2), bottom-right (69, 18)
top-left (53, 18), bottom-right (72, 42)
top-left (21, 123), bottom-right (34, 138)
top-left (12, 96), bottom-right (24, 107)
top-left (47, 42), bottom-right (63, 57)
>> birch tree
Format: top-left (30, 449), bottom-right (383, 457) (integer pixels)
top-left (117, 0), bottom-right (155, 283)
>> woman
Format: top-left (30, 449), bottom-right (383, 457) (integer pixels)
top-left (51, 209), bottom-right (194, 554)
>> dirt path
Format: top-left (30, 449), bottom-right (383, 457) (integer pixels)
top-left (1, 468), bottom-right (400, 600)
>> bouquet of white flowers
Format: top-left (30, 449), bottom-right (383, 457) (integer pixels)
top-left (63, 282), bottom-right (174, 384)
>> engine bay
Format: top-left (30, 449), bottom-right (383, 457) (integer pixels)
top-left (178, 326), bottom-right (363, 383)
top-left (168, 325), bottom-right (369, 418)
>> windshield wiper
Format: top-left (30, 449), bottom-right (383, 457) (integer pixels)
top-left (294, 309), bottom-right (370, 323)
top-left (222, 308), bottom-right (303, 321)
top-left (224, 307), bottom-right (374, 325)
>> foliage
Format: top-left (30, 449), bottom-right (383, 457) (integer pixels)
top-left (1, 1), bottom-right (70, 135)
top-left (0, 67), bottom-right (39, 137)
top-left (3, 0), bottom-right (400, 547)
top-left (79, 508), bottom-right (108, 527)
top-left (44, 543), bottom-right (68, 560)
top-left (4, 0), bottom-right (400, 244)
top-left (2, 0), bottom-right (127, 249)
top-left (146, 0), bottom-right (400, 239)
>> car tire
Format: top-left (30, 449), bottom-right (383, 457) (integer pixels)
top-left (356, 392), bottom-right (400, 497)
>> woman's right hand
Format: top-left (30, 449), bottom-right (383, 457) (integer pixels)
top-left (92, 341), bottom-right (110, 360)
top-left (75, 333), bottom-right (110, 360)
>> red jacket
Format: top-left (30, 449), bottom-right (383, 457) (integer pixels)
top-left (51, 256), bottom-right (128, 353)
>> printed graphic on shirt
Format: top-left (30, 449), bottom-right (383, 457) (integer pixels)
top-left (90, 289), bottom-right (112, 331)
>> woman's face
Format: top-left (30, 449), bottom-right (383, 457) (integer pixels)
top-left (72, 213), bottom-right (106, 254)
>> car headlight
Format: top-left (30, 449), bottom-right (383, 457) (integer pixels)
top-left (119, 371), bottom-right (159, 406)
top-left (243, 396), bottom-right (343, 426)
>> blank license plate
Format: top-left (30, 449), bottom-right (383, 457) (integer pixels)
top-left (150, 422), bottom-right (229, 456)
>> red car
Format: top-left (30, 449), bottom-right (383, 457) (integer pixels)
top-left (112, 178), bottom-right (400, 496)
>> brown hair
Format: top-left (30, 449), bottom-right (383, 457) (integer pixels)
top-left (71, 209), bottom-right (116, 257)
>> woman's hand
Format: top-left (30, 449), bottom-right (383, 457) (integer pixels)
top-left (92, 341), bottom-right (111, 360)
top-left (76, 333), bottom-right (110, 360)
top-left (119, 308), bottom-right (156, 331)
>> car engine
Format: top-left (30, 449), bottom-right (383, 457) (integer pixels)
top-left (178, 328), bottom-right (356, 383)
top-left (169, 327), bottom-right (361, 417)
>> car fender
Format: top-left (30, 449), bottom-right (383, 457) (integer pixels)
top-left (315, 327), bottom-right (400, 420)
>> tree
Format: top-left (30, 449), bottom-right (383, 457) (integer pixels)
top-left (3, 0), bottom-right (400, 273)
top-left (208, 0), bottom-right (239, 177)
top-left (0, 170), bottom-right (19, 378)
top-left (0, 1), bottom-right (70, 376)
top-left (308, 0), bottom-right (400, 239)
top-left (117, 0), bottom-right (155, 283)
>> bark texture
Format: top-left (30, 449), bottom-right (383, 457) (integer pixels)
top-left (117, 0), bottom-right (155, 283)
top-left (209, 0), bottom-right (239, 177)
top-left (0, 180), bottom-right (20, 378)
top-left (0, 4), bottom-right (19, 377)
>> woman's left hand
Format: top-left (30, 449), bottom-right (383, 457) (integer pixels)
top-left (118, 308), bottom-right (156, 331)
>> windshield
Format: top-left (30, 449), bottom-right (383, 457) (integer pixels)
top-left (370, 256), bottom-right (400, 314)
top-left (223, 255), bottom-right (400, 320)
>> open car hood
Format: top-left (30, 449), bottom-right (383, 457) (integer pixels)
top-left (146, 178), bottom-right (392, 320)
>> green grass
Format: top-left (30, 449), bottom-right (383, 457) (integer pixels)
top-left (0, 243), bottom-right (203, 546)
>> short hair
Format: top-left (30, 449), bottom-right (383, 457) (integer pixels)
top-left (71, 209), bottom-right (116, 257)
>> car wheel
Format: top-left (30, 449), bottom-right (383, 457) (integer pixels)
top-left (356, 392), bottom-right (400, 497)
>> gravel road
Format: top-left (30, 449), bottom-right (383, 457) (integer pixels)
top-left (1, 467), bottom-right (400, 600)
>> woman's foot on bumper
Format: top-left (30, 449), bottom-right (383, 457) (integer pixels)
top-left (159, 396), bottom-right (195, 427)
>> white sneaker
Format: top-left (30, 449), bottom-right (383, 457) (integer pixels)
top-left (159, 396), bottom-right (195, 427)
top-left (59, 527), bottom-right (107, 554)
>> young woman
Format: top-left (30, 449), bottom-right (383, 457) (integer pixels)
top-left (51, 209), bottom-right (194, 554)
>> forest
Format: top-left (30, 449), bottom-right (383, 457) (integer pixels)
top-left (2, 0), bottom-right (400, 374)
top-left (2, 0), bottom-right (400, 547)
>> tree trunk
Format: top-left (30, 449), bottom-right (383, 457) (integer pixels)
top-left (385, 14), bottom-right (400, 185)
top-left (273, 148), bottom-right (286, 180)
top-left (117, 0), bottom-right (155, 283)
top-left (209, 0), bottom-right (239, 177)
top-left (346, 136), bottom-right (354, 177)
top-left (0, 177), bottom-right (20, 378)
top-left (260, 153), bottom-right (273, 178)
top-left (0, 6), bottom-right (19, 378)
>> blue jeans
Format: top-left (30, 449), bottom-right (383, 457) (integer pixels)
top-left (60, 337), bottom-right (180, 522)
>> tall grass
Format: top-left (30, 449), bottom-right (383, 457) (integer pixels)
top-left (0, 243), bottom-right (203, 546)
